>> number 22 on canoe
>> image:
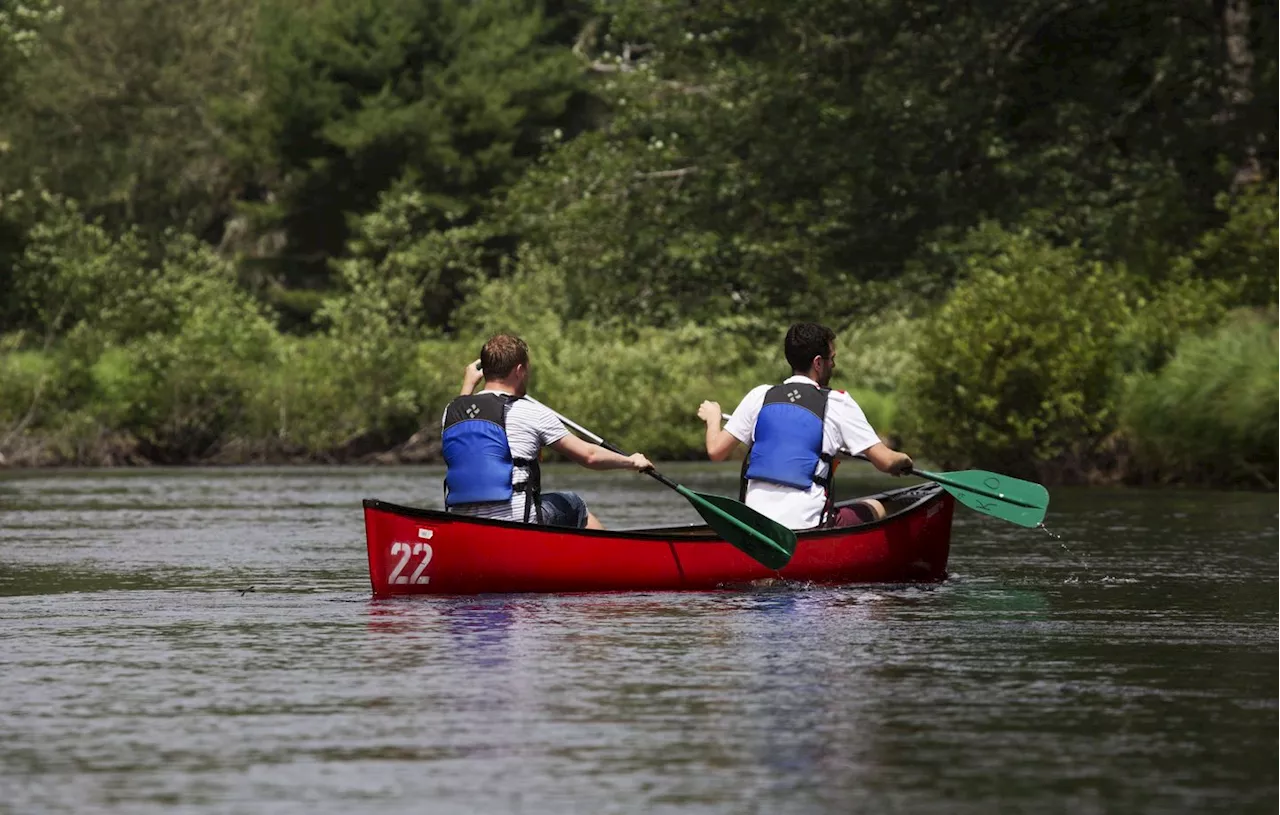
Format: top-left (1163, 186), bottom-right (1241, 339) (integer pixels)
top-left (524, 396), bottom-right (798, 570)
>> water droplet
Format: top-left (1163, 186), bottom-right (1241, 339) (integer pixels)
top-left (1038, 523), bottom-right (1088, 569)
top-left (1035, 522), bottom-right (1063, 541)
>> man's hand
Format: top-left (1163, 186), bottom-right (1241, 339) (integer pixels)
top-left (863, 443), bottom-right (914, 476)
top-left (889, 453), bottom-right (914, 477)
top-left (628, 453), bottom-right (654, 472)
top-left (697, 400), bottom-right (722, 425)
top-left (460, 359), bottom-right (484, 395)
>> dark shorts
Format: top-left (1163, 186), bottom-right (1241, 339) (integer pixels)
top-left (538, 491), bottom-right (589, 528)
top-left (824, 499), bottom-right (885, 528)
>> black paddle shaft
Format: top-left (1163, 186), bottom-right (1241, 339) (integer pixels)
top-left (590, 437), bottom-right (678, 490)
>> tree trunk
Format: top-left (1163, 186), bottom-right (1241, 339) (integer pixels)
top-left (1217, 0), bottom-right (1262, 188)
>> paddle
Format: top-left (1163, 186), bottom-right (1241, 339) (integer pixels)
top-left (906, 468), bottom-right (1048, 528)
top-left (525, 397), bottom-right (798, 570)
top-left (720, 413), bottom-right (1048, 528)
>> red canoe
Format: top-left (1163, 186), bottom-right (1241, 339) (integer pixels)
top-left (363, 483), bottom-right (954, 595)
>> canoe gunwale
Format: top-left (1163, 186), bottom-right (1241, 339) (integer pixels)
top-left (362, 482), bottom-right (944, 541)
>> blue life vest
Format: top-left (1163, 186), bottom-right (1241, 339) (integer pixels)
top-left (442, 393), bottom-right (541, 521)
top-left (742, 383), bottom-right (834, 496)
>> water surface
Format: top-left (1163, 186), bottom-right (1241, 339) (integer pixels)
top-left (1, 465), bottom-right (1275, 814)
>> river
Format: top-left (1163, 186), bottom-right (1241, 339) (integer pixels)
top-left (0, 465), bottom-right (1275, 814)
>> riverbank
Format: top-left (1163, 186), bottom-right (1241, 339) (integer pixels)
top-left (2, 305), bottom-right (1274, 489)
top-left (0, 427), bottom-right (444, 469)
top-left (3, 426), bottom-right (1273, 491)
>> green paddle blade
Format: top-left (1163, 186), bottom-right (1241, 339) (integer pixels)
top-left (916, 468), bottom-right (1049, 528)
top-left (676, 487), bottom-right (798, 570)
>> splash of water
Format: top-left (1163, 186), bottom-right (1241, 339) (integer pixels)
top-left (1037, 522), bottom-right (1091, 571)
top-left (1035, 522), bottom-right (1062, 541)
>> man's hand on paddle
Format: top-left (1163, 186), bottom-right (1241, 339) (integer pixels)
top-left (863, 443), bottom-right (913, 476)
top-left (627, 453), bottom-right (654, 473)
top-left (697, 400), bottom-right (741, 462)
top-left (697, 400), bottom-right (722, 425)
top-left (888, 454), bottom-right (914, 476)
top-left (460, 359), bottom-right (485, 395)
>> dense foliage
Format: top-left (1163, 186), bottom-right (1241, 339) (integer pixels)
top-left (899, 231), bottom-right (1134, 478)
top-left (1123, 311), bottom-right (1278, 488)
top-left (0, 0), bottom-right (1275, 487)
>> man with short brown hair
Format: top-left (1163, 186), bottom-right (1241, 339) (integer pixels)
top-left (697, 322), bottom-right (913, 530)
top-left (476, 333), bottom-right (529, 381)
top-left (441, 333), bottom-right (652, 529)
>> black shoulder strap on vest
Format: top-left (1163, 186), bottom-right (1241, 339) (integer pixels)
top-left (761, 382), bottom-right (828, 418)
top-left (443, 392), bottom-right (507, 429)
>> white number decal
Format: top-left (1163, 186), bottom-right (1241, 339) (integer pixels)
top-left (389, 542), bottom-right (413, 584)
top-left (389, 541), bottom-right (434, 585)
top-left (409, 543), bottom-right (433, 585)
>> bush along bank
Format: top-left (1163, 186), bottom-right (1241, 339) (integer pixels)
top-left (2, 193), bottom-right (1277, 487)
top-left (2, 300), bottom-right (1276, 488)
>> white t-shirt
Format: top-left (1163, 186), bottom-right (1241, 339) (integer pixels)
top-left (442, 392), bottom-right (568, 522)
top-left (724, 375), bottom-right (881, 530)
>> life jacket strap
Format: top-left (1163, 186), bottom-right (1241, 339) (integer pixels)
top-left (513, 456), bottom-right (543, 524)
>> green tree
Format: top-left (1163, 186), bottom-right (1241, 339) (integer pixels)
top-left (0, 0), bottom-right (62, 329)
top-left (0, 0), bottom-right (61, 103)
top-left (0, 0), bottom-right (258, 236)
top-left (225, 0), bottom-right (585, 299)
top-left (483, 0), bottom-right (1276, 326)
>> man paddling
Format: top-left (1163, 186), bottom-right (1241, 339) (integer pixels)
top-left (697, 322), bottom-right (914, 530)
top-left (443, 333), bottom-right (652, 529)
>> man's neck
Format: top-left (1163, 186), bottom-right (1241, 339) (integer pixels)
top-left (790, 371), bottom-right (821, 385)
top-left (480, 381), bottom-right (519, 395)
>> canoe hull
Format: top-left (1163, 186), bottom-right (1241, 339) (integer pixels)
top-left (363, 483), bottom-right (953, 595)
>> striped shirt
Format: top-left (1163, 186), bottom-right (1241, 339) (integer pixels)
top-left (441, 392), bottom-right (568, 522)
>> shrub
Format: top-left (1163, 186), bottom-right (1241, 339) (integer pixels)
top-left (248, 334), bottom-right (468, 455)
top-left (1, 213), bottom-right (288, 459)
top-left (833, 308), bottom-right (925, 397)
top-left (1121, 310), bottom-right (1278, 487)
top-left (1118, 275), bottom-right (1232, 374)
top-left (0, 344), bottom-right (68, 429)
top-left (899, 229), bottom-right (1132, 476)
top-left (128, 300), bottom-right (280, 459)
top-left (1171, 183), bottom-right (1279, 309)
top-left (12, 193), bottom-right (158, 342)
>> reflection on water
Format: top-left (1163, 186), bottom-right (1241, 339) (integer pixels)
top-left (0, 465), bottom-right (1275, 814)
